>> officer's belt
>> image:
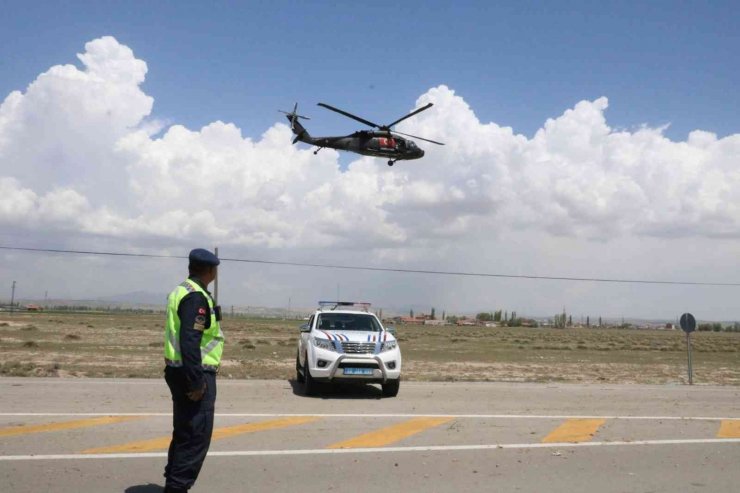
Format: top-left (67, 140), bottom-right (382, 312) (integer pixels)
top-left (165, 358), bottom-right (220, 373)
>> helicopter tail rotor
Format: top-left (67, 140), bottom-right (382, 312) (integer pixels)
top-left (279, 103), bottom-right (310, 130)
top-left (280, 103), bottom-right (312, 144)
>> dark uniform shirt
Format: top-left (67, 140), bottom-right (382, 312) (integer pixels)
top-left (177, 276), bottom-right (212, 392)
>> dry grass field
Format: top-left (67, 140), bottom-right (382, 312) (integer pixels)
top-left (1, 312), bottom-right (738, 385)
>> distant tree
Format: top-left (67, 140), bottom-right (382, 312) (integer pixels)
top-left (493, 310), bottom-right (502, 322)
top-left (699, 322), bottom-right (723, 332)
top-left (599, 316), bottom-right (602, 327)
top-left (476, 312), bottom-right (493, 322)
top-left (504, 311), bottom-right (508, 322)
top-left (507, 313), bottom-right (522, 327)
top-left (442, 310), bottom-right (446, 321)
top-left (410, 309), bottom-right (414, 318)
top-left (431, 307), bottom-right (436, 320)
top-left (447, 315), bottom-right (459, 324)
top-left (586, 316), bottom-right (590, 327)
top-left (568, 315), bottom-right (572, 327)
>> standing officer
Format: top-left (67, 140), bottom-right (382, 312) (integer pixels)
top-left (163, 248), bottom-right (225, 493)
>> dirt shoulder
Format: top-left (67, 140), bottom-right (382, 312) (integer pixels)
top-left (1, 312), bottom-right (738, 385)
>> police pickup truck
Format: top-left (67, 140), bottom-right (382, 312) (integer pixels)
top-left (296, 301), bottom-right (401, 397)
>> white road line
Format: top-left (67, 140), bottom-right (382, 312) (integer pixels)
top-left (2, 379), bottom-right (734, 390)
top-left (0, 413), bottom-right (738, 421)
top-left (2, 438), bottom-right (739, 461)
top-left (0, 380), bottom-right (165, 386)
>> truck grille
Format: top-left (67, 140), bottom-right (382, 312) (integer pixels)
top-left (341, 342), bottom-right (376, 354)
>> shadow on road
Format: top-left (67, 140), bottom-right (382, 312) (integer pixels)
top-left (288, 379), bottom-right (383, 400)
top-left (124, 484), bottom-right (163, 493)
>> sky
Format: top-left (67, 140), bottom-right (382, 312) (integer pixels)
top-left (0, 1), bottom-right (739, 320)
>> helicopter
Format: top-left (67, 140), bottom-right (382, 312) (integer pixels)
top-left (280, 102), bottom-right (444, 166)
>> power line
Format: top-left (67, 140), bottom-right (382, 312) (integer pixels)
top-left (0, 245), bottom-right (738, 287)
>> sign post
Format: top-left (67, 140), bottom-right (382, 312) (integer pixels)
top-left (10, 281), bottom-right (16, 315)
top-left (679, 313), bottom-right (696, 385)
top-left (214, 247), bottom-right (219, 304)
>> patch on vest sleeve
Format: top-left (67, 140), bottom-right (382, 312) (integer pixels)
top-left (194, 315), bottom-right (206, 331)
top-left (180, 281), bottom-right (196, 293)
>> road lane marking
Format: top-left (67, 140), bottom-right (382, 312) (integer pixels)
top-left (542, 418), bottom-right (606, 443)
top-left (2, 413), bottom-right (738, 421)
top-left (3, 438), bottom-right (740, 461)
top-left (327, 417), bottom-right (454, 449)
top-left (210, 416), bottom-right (321, 441)
top-left (717, 420), bottom-right (740, 438)
top-left (0, 416), bottom-right (142, 438)
top-left (81, 416), bottom-right (321, 454)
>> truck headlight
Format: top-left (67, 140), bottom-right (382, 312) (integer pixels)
top-left (381, 340), bottom-right (397, 352)
top-left (313, 337), bottom-right (337, 352)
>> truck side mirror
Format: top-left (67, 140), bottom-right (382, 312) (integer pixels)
top-left (299, 323), bottom-right (311, 333)
top-left (385, 326), bottom-right (396, 336)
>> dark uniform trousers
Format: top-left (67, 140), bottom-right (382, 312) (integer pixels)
top-left (164, 366), bottom-right (217, 491)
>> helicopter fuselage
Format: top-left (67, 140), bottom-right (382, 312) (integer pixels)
top-left (304, 131), bottom-right (425, 160)
top-left (282, 102), bottom-right (441, 166)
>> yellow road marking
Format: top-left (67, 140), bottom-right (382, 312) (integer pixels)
top-left (0, 416), bottom-right (142, 438)
top-left (542, 419), bottom-right (606, 443)
top-left (82, 416), bottom-right (320, 454)
top-left (717, 420), bottom-right (740, 438)
top-left (327, 417), bottom-right (454, 449)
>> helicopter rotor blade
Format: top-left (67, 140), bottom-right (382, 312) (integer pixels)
top-left (317, 103), bottom-right (381, 129)
top-left (278, 110), bottom-right (310, 120)
top-left (386, 103), bottom-right (434, 129)
top-left (393, 130), bottom-right (445, 146)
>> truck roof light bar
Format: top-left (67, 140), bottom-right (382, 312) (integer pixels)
top-left (317, 301), bottom-right (372, 312)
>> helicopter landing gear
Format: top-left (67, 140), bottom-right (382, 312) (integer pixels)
top-left (387, 160), bottom-right (396, 167)
top-left (313, 147), bottom-right (323, 155)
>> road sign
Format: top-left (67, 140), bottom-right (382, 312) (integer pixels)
top-left (679, 313), bottom-right (696, 385)
top-left (679, 313), bottom-right (696, 333)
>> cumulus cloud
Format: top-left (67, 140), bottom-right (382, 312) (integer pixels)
top-left (0, 36), bottom-right (152, 205)
top-left (1, 36), bottom-right (739, 260)
top-left (399, 88), bottom-right (740, 240)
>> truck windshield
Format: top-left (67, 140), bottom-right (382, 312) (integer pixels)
top-left (316, 313), bottom-right (382, 332)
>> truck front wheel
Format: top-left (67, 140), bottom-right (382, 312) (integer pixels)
top-left (303, 354), bottom-right (317, 396)
top-left (382, 378), bottom-right (400, 397)
top-left (295, 352), bottom-right (305, 383)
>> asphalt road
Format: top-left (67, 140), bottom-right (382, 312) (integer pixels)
top-left (1, 377), bottom-right (739, 492)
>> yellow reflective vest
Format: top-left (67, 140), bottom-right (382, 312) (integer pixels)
top-left (164, 279), bottom-right (224, 368)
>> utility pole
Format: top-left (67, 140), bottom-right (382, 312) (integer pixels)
top-left (10, 281), bottom-right (16, 315)
top-left (213, 247), bottom-right (219, 304)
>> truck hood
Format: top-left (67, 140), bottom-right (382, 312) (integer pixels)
top-left (318, 330), bottom-right (395, 343)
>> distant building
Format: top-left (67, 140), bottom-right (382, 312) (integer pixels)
top-left (424, 319), bottom-right (447, 326)
top-left (25, 304), bottom-right (43, 311)
top-left (400, 317), bottom-right (425, 325)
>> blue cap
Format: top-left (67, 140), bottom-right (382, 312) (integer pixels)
top-left (188, 248), bottom-right (220, 266)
